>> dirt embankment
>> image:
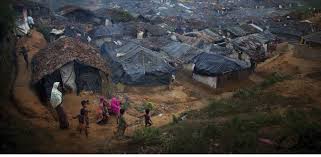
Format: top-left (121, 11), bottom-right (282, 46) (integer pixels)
top-left (256, 43), bottom-right (321, 105)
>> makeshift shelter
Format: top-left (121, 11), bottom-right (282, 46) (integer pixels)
top-left (58, 5), bottom-right (101, 24)
top-left (161, 41), bottom-right (202, 64)
top-left (136, 37), bottom-right (172, 52)
top-left (63, 25), bottom-right (90, 43)
top-left (89, 22), bottom-right (137, 48)
top-left (224, 26), bottom-right (249, 38)
top-left (94, 8), bottom-right (135, 23)
top-left (184, 29), bottom-right (224, 44)
top-left (193, 53), bottom-right (251, 89)
top-left (175, 29), bottom-right (225, 48)
top-left (137, 22), bottom-right (168, 37)
top-left (32, 37), bottom-right (110, 102)
top-left (269, 20), bottom-right (317, 42)
top-left (301, 31), bottom-right (321, 48)
top-left (13, 0), bottom-right (52, 18)
top-left (203, 44), bottom-right (234, 56)
top-left (101, 42), bottom-right (175, 85)
top-left (231, 31), bottom-right (277, 62)
top-left (89, 24), bottom-right (124, 39)
top-left (160, 41), bottom-right (203, 71)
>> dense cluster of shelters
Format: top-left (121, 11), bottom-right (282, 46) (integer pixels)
top-left (13, 0), bottom-right (321, 92)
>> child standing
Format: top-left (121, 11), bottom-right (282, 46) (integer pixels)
top-left (144, 109), bottom-right (153, 127)
top-left (74, 100), bottom-right (90, 137)
top-left (116, 109), bottom-right (128, 138)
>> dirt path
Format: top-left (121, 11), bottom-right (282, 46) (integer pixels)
top-left (13, 30), bottom-right (53, 121)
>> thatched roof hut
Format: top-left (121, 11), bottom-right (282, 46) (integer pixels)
top-left (32, 37), bottom-right (110, 83)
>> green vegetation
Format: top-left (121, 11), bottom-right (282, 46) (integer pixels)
top-left (131, 74), bottom-right (321, 153)
top-left (135, 101), bottom-right (154, 113)
top-left (132, 127), bottom-right (162, 146)
top-left (109, 9), bottom-right (135, 23)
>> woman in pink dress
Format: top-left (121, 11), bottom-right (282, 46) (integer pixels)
top-left (110, 97), bottom-right (121, 116)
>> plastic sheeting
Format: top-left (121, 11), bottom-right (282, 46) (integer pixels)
top-left (161, 41), bottom-right (201, 63)
top-left (60, 62), bottom-right (77, 92)
top-left (89, 24), bottom-right (124, 39)
top-left (193, 53), bottom-right (250, 76)
top-left (101, 42), bottom-right (175, 85)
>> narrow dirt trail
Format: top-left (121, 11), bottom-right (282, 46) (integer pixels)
top-left (13, 30), bottom-right (53, 122)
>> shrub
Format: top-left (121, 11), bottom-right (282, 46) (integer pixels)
top-left (136, 101), bottom-right (155, 113)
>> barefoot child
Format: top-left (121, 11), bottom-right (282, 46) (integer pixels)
top-left (116, 109), bottom-right (128, 138)
top-left (144, 109), bottom-right (152, 127)
top-left (73, 100), bottom-right (90, 137)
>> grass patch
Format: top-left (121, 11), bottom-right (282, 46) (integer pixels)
top-left (132, 127), bottom-right (162, 146)
top-left (162, 123), bottom-right (220, 153)
top-left (260, 72), bottom-right (290, 89)
top-left (135, 101), bottom-right (155, 113)
top-left (149, 108), bottom-right (321, 153)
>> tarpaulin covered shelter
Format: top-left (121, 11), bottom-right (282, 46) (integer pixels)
top-left (137, 22), bottom-right (168, 37)
top-left (89, 24), bottom-right (125, 39)
top-left (89, 22), bottom-right (137, 48)
top-left (225, 26), bottom-right (249, 38)
top-left (101, 42), bottom-right (175, 85)
top-left (192, 53), bottom-right (251, 88)
top-left (203, 44), bottom-right (234, 56)
top-left (32, 37), bottom-right (110, 102)
top-left (161, 41), bottom-right (202, 64)
top-left (58, 5), bottom-right (101, 24)
top-left (135, 37), bottom-right (172, 52)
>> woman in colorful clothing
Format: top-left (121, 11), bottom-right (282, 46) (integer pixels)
top-left (110, 97), bottom-right (121, 116)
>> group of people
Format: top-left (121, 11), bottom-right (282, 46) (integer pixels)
top-left (73, 96), bottom-right (153, 138)
top-left (50, 81), bottom-right (153, 139)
